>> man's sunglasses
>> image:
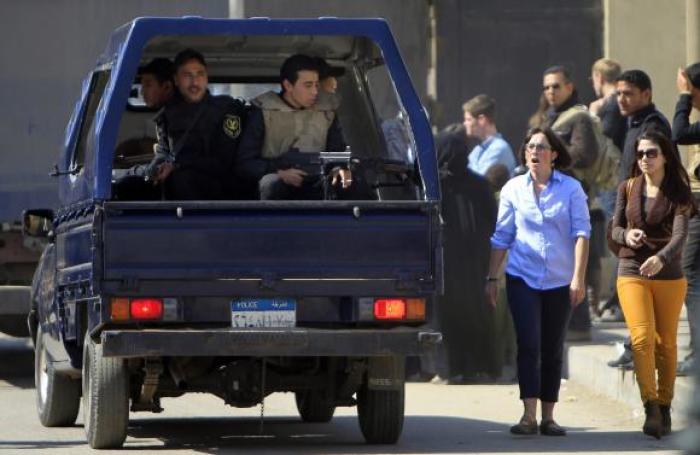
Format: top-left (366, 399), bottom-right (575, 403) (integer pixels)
top-left (636, 148), bottom-right (660, 160)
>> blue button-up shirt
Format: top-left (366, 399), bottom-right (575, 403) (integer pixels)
top-left (467, 133), bottom-right (516, 176)
top-left (491, 170), bottom-right (590, 290)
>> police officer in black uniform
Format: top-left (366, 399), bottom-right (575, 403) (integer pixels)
top-left (150, 48), bottom-right (247, 200)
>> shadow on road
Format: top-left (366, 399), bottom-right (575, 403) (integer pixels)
top-left (0, 335), bottom-right (34, 389)
top-left (124, 415), bottom-right (678, 453)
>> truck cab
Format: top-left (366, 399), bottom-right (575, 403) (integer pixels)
top-left (27, 17), bottom-right (442, 449)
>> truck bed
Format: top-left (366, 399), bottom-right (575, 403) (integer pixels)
top-left (98, 200), bottom-right (440, 297)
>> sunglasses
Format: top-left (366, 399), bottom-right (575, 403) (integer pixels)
top-left (542, 83), bottom-right (561, 91)
top-left (636, 148), bottom-right (660, 160)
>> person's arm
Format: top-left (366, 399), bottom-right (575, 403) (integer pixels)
top-left (569, 183), bottom-right (590, 306)
top-left (485, 248), bottom-right (508, 308)
top-left (234, 108), bottom-right (270, 181)
top-left (672, 94), bottom-right (700, 144)
top-left (484, 183), bottom-right (516, 307)
top-left (568, 115), bottom-right (599, 169)
top-left (652, 211), bottom-right (690, 267)
top-left (570, 237), bottom-right (589, 306)
top-left (611, 181), bottom-right (629, 244)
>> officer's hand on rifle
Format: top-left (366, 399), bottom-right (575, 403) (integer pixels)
top-left (278, 168), bottom-right (307, 187)
top-left (331, 167), bottom-right (352, 189)
top-left (153, 162), bottom-right (175, 184)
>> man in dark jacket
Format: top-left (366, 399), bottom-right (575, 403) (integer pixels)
top-left (673, 62), bottom-right (700, 375)
top-left (150, 48), bottom-right (247, 200)
top-left (616, 70), bottom-right (672, 180)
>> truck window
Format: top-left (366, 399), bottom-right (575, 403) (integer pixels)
top-left (366, 65), bottom-right (416, 165)
top-left (72, 70), bottom-right (111, 170)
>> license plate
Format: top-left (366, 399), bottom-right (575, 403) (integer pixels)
top-left (231, 298), bottom-right (296, 328)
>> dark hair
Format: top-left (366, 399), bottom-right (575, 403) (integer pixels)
top-left (280, 54), bottom-right (320, 87)
top-left (174, 48), bottom-right (206, 70)
top-left (686, 62), bottom-right (700, 89)
top-left (462, 94), bottom-right (497, 122)
top-left (543, 65), bottom-right (572, 82)
top-left (314, 57), bottom-right (345, 80)
top-left (616, 69), bottom-right (652, 92)
top-left (138, 58), bottom-right (174, 84)
top-left (519, 127), bottom-right (572, 169)
top-left (629, 130), bottom-right (697, 216)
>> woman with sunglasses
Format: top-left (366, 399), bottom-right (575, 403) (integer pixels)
top-left (610, 130), bottom-right (697, 438)
top-left (487, 127), bottom-right (590, 436)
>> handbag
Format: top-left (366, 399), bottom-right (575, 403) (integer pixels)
top-left (606, 179), bottom-right (634, 256)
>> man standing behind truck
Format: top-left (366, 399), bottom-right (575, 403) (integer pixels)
top-left (149, 48), bottom-right (247, 200)
top-left (236, 54), bottom-right (352, 200)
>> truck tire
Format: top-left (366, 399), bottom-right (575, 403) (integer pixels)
top-left (357, 383), bottom-right (404, 444)
top-left (82, 335), bottom-right (129, 449)
top-left (295, 390), bottom-right (336, 423)
top-left (35, 326), bottom-right (80, 427)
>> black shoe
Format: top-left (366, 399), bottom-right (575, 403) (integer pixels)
top-left (676, 356), bottom-right (695, 377)
top-left (510, 419), bottom-right (537, 435)
top-left (608, 348), bottom-right (633, 369)
top-left (643, 401), bottom-right (662, 439)
top-left (540, 419), bottom-right (567, 436)
top-left (660, 404), bottom-right (671, 436)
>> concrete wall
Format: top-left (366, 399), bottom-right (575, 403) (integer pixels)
top-left (0, 1), bottom-right (228, 220)
top-left (239, 0), bottom-right (431, 107)
top-left (605, 0), bottom-right (686, 122)
top-left (434, 0), bottom-right (603, 148)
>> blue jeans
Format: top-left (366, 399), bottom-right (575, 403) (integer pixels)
top-left (506, 274), bottom-right (572, 402)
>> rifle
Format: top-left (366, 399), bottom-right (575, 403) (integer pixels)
top-left (277, 149), bottom-right (357, 177)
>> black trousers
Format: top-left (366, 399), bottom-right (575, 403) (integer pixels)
top-left (683, 209), bottom-right (700, 355)
top-left (506, 274), bottom-right (572, 402)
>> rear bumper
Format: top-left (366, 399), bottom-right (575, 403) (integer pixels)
top-left (100, 327), bottom-right (442, 358)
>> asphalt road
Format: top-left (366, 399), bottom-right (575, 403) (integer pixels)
top-left (0, 334), bottom-right (685, 454)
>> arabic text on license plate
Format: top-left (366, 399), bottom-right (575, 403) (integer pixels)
top-left (231, 299), bottom-right (296, 328)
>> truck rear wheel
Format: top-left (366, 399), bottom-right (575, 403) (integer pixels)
top-left (295, 390), bottom-right (336, 423)
top-left (357, 383), bottom-right (404, 444)
top-left (82, 335), bottom-right (129, 449)
top-left (35, 326), bottom-right (80, 426)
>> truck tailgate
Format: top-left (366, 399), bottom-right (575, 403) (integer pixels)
top-left (100, 201), bottom-right (440, 296)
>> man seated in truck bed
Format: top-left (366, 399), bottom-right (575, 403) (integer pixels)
top-left (236, 54), bottom-right (353, 200)
top-left (145, 48), bottom-right (247, 200)
top-left (112, 58), bottom-right (175, 200)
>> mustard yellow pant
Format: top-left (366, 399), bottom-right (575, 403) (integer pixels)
top-left (617, 277), bottom-right (687, 405)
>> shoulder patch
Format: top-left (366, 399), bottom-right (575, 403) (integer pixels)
top-left (223, 114), bottom-right (241, 139)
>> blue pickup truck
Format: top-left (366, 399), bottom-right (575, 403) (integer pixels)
top-left (24, 17), bottom-right (442, 449)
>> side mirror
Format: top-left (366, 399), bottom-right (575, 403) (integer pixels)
top-left (22, 209), bottom-right (54, 239)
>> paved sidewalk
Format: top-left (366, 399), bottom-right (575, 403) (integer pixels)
top-left (565, 316), bottom-right (694, 417)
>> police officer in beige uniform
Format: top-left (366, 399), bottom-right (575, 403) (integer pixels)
top-left (236, 54), bottom-right (351, 200)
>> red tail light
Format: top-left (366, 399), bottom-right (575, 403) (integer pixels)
top-left (130, 298), bottom-right (163, 320)
top-left (374, 299), bottom-right (406, 320)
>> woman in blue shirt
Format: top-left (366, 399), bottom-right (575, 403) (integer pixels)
top-left (486, 127), bottom-right (590, 436)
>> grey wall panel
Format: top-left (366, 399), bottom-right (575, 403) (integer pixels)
top-left (241, 0), bottom-right (431, 107)
top-left (0, 0), bottom-right (228, 220)
top-left (435, 0), bottom-right (603, 153)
